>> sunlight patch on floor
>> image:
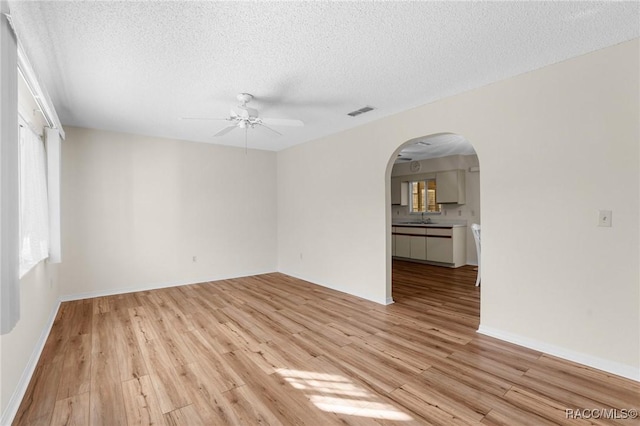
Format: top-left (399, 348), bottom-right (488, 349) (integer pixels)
top-left (277, 368), bottom-right (413, 421)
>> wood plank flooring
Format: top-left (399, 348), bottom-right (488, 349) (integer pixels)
top-left (13, 260), bottom-right (640, 425)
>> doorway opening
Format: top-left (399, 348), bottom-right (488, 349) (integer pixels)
top-left (385, 133), bottom-right (481, 317)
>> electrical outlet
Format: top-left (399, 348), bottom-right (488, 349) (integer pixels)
top-left (598, 210), bottom-right (612, 227)
top-left (192, 256), bottom-right (197, 262)
top-left (458, 210), bottom-right (462, 216)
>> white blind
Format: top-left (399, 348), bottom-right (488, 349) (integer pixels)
top-left (18, 123), bottom-right (49, 277)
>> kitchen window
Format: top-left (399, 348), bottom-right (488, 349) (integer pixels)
top-left (410, 179), bottom-right (441, 213)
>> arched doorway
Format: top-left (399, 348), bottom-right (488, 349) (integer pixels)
top-left (385, 133), bottom-right (481, 307)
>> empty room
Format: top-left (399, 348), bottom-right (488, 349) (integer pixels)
top-left (1, 1), bottom-right (639, 425)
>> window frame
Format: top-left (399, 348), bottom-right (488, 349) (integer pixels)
top-left (408, 178), bottom-right (442, 215)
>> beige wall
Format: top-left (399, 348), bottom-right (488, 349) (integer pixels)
top-left (2, 126), bottom-right (278, 420)
top-left (278, 40), bottom-right (639, 378)
top-left (59, 127), bottom-right (278, 297)
top-left (0, 263), bottom-right (59, 422)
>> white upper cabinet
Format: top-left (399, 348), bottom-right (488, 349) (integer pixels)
top-left (391, 178), bottom-right (408, 206)
top-left (436, 170), bottom-right (466, 204)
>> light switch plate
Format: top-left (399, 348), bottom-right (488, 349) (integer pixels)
top-left (598, 210), bottom-right (612, 227)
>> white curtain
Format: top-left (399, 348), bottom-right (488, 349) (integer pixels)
top-left (45, 127), bottom-right (61, 263)
top-left (1, 1), bottom-right (20, 334)
top-left (19, 123), bottom-right (49, 277)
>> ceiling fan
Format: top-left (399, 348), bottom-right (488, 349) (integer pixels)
top-left (181, 93), bottom-right (304, 137)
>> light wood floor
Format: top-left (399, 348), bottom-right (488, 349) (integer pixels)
top-left (14, 260), bottom-right (640, 425)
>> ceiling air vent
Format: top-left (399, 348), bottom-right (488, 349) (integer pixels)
top-left (347, 106), bottom-right (375, 117)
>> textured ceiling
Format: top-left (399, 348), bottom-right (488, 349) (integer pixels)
top-left (8, 1), bottom-right (639, 151)
top-left (397, 134), bottom-right (476, 164)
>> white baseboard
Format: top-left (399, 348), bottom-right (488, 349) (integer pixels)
top-left (478, 325), bottom-right (640, 382)
top-left (1, 300), bottom-right (61, 426)
top-left (278, 270), bottom-right (390, 305)
top-left (2, 270), bottom-right (275, 424)
top-left (59, 269), bottom-right (277, 302)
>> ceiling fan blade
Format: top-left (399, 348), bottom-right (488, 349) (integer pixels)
top-left (213, 125), bottom-right (237, 137)
top-left (180, 117), bottom-right (228, 121)
top-left (255, 123), bottom-right (282, 137)
top-left (261, 118), bottom-right (304, 127)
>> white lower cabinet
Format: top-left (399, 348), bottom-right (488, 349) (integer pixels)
top-left (392, 225), bottom-right (467, 267)
top-left (394, 227), bottom-right (427, 260)
top-left (395, 234), bottom-right (411, 258)
top-left (427, 237), bottom-right (453, 263)
top-left (426, 227), bottom-right (466, 266)
top-left (409, 236), bottom-right (427, 260)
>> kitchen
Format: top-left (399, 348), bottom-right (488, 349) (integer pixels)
top-left (390, 133), bottom-right (480, 271)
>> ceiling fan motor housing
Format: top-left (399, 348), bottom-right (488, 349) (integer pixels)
top-left (237, 105), bottom-right (259, 118)
top-left (237, 93), bottom-right (253, 105)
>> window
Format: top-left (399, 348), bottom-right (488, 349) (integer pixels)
top-left (18, 123), bottom-right (49, 277)
top-left (410, 179), bottom-right (441, 213)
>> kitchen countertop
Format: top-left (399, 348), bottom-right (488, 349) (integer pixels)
top-left (392, 222), bottom-right (467, 228)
